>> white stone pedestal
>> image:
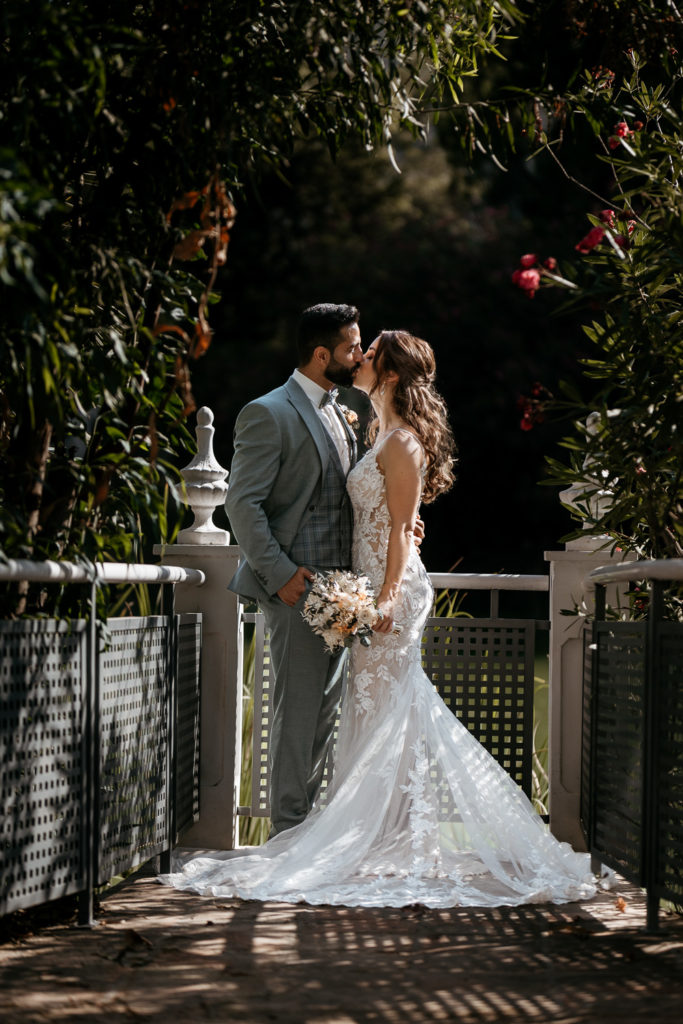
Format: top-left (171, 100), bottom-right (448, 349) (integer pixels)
top-left (545, 541), bottom-right (632, 848)
top-left (154, 542), bottom-right (243, 850)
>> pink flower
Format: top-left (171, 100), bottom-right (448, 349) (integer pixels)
top-left (575, 226), bottom-right (605, 254)
top-left (599, 210), bottom-right (616, 226)
top-left (519, 253), bottom-right (538, 268)
top-left (608, 121), bottom-right (634, 149)
top-left (543, 257), bottom-right (557, 271)
top-left (512, 267), bottom-right (541, 297)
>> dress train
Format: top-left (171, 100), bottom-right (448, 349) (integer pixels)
top-left (160, 435), bottom-right (601, 908)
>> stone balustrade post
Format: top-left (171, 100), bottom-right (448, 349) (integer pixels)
top-left (545, 413), bottom-right (633, 848)
top-left (155, 407), bottom-right (243, 850)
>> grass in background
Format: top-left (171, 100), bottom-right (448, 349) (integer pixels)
top-left (532, 652), bottom-right (550, 817)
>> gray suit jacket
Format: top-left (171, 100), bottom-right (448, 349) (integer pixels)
top-left (226, 376), bottom-right (357, 601)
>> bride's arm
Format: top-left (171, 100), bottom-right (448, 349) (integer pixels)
top-left (373, 432), bottom-right (423, 633)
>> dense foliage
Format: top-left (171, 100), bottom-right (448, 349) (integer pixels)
top-left (2, 0), bottom-right (680, 619)
top-left (0, 0), bottom-right (519, 614)
top-left (494, 11), bottom-right (683, 565)
top-left (541, 66), bottom-right (683, 563)
top-left (193, 1), bottom-right (683, 586)
top-left (439, 0), bottom-right (683, 569)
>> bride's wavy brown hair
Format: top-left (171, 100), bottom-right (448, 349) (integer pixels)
top-left (368, 330), bottom-right (457, 503)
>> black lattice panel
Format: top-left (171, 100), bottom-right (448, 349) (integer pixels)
top-left (0, 620), bottom-right (86, 914)
top-left (98, 617), bottom-right (169, 882)
top-left (590, 622), bottom-right (646, 881)
top-left (421, 618), bottom-right (535, 800)
top-left (175, 614), bottom-right (201, 841)
top-left (655, 623), bottom-right (683, 906)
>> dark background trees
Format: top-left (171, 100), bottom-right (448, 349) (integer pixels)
top-left (2, 0), bottom-right (681, 613)
top-left (196, 0), bottom-right (682, 577)
top-left (0, 0), bottom-right (518, 613)
top-left (195, 133), bottom-right (588, 576)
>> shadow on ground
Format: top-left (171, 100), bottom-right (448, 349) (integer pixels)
top-left (1, 875), bottom-right (683, 1022)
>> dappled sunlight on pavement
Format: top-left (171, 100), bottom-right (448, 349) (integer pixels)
top-left (2, 874), bottom-right (683, 1022)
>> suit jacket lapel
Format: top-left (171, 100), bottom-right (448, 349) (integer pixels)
top-left (284, 376), bottom-right (330, 474)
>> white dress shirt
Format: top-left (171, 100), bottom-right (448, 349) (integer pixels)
top-left (292, 369), bottom-right (351, 475)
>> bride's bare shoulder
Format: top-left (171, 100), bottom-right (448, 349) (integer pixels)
top-left (377, 428), bottom-right (424, 471)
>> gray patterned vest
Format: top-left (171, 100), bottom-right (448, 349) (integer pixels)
top-left (288, 427), bottom-right (353, 569)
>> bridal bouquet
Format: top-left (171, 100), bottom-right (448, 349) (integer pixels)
top-left (302, 570), bottom-right (378, 653)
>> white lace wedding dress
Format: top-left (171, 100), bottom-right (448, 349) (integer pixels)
top-left (161, 432), bottom-right (600, 908)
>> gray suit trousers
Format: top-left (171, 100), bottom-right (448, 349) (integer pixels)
top-left (259, 587), bottom-right (347, 836)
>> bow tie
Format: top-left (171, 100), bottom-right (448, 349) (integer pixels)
top-left (319, 388), bottom-right (339, 408)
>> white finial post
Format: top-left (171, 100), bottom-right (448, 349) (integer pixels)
top-left (156, 405), bottom-right (243, 850)
top-left (176, 407), bottom-right (230, 545)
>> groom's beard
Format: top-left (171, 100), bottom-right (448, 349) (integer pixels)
top-left (325, 360), bottom-right (357, 388)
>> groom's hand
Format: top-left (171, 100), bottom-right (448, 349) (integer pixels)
top-left (413, 516), bottom-right (425, 550)
top-left (277, 566), bottom-right (315, 606)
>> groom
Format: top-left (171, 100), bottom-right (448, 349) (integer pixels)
top-left (226, 303), bottom-right (363, 835)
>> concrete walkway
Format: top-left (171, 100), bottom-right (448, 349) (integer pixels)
top-left (2, 872), bottom-right (683, 1022)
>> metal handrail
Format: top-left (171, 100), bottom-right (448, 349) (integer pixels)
top-left (0, 558), bottom-right (205, 586)
top-left (585, 558), bottom-right (683, 588)
top-left (429, 572), bottom-right (549, 592)
top-left (0, 555), bottom-right (204, 927)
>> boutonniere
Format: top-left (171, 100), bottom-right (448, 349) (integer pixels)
top-left (338, 404), bottom-right (359, 431)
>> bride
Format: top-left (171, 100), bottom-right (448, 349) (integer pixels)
top-left (161, 330), bottom-right (601, 908)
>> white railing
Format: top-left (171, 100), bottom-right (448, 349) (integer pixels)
top-left (0, 559), bottom-right (205, 586)
top-left (429, 572), bottom-right (549, 619)
top-left (429, 572), bottom-right (549, 591)
top-left (586, 558), bottom-right (683, 587)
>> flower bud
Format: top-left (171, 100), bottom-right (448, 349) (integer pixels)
top-left (614, 121), bottom-right (632, 137)
top-left (512, 268), bottom-right (541, 297)
top-left (575, 226), bottom-right (605, 254)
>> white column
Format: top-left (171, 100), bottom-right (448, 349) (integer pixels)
top-left (158, 543), bottom-right (243, 850)
top-left (155, 406), bottom-right (243, 850)
top-left (544, 540), bottom-right (629, 848)
top-left (545, 414), bottom-right (633, 847)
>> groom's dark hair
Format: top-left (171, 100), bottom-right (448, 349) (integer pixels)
top-left (297, 303), bottom-right (360, 364)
